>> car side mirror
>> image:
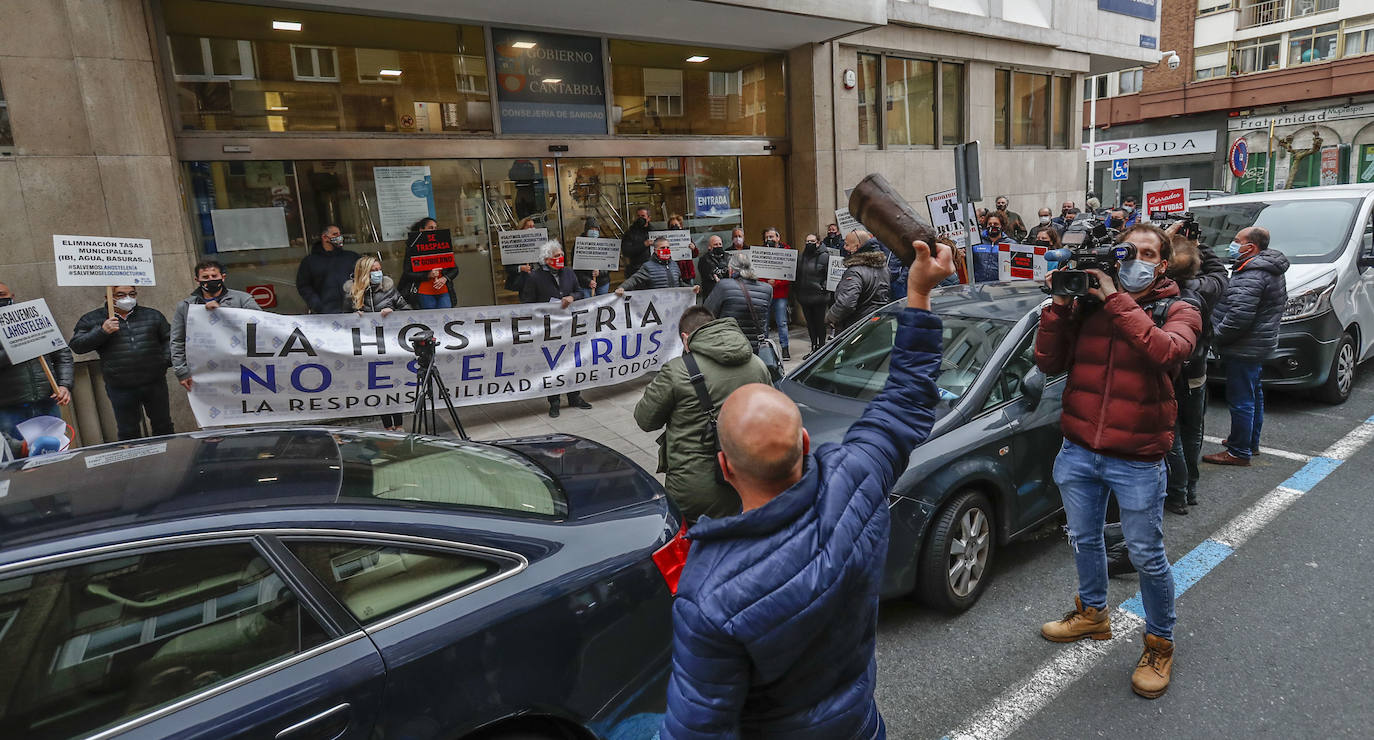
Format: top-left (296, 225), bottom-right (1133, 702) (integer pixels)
top-left (1022, 367), bottom-right (1046, 408)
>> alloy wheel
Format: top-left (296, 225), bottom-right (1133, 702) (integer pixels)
top-left (947, 507), bottom-right (990, 597)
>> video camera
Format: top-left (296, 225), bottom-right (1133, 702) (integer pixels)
top-left (410, 329), bottom-right (439, 366)
top-left (1045, 218), bottom-right (1137, 298)
top-left (1151, 210), bottom-right (1201, 241)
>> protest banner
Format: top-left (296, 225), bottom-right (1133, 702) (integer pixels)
top-left (184, 289), bottom-right (697, 427)
top-left (825, 253), bottom-right (847, 292)
top-left (0, 297), bottom-right (68, 394)
top-left (1143, 178), bottom-right (1190, 215)
top-left (405, 229), bottom-right (456, 273)
top-left (572, 237), bottom-right (622, 272)
top-left (649, 230), bottom-right (694, 261)
top-left (749, 246), bottom-right (797, 282)
top-left (925, 188), bottom-right (968, 250)
top-left (498, 228), bottom-right (549, 265)
top-left (835, 207), bottom-right (863, 235)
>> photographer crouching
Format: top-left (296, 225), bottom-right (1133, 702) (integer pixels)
top-left (1035, 223), bottom-right (1201, 699)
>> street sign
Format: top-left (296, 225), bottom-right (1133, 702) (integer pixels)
top-left (246, 284), bottom-right (277, 309)
top-left (1111, 159), bottom-right (1129, 181)
top-left (1228, 138), bottom-right (1249, 178)
top-left (954, 141), bottom-right (982, 203)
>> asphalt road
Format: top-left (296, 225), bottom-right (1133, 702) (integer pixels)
top-left (873, 368), bottom-right (1374, 739)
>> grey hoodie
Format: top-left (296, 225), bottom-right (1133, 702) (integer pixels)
top-left (171, 287), bottom-right (261, 380)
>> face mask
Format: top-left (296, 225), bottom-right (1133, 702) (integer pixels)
top-left (1123, 205), bottom-right (1135, 214)
top-left (1039, 216), bottom-right (1051, 224)
top-left (1117, 259), bottom-right (1159, 293)
top-left (711, 245), bottom-right (725, 255)
top-left (0, 297), bottom-right (12, 307)
top-left (805, 240), bottom-right (818, 248)
top-left (764, 239), bottom-right (778, 248)
top-left (988, 227), bottom-right (1002, 237)
top-left (656, 248), bottom-right (673, 262)
top-left (637, 217), bottom-right (648, 225)
top-left (114, 296), bottom-right (137, 312)
top-left (550, 255), bottom-right (565, 270)
top-left (200, 279), bottom-right (224, 294)
top-left (328, 235), bottom-right (344, 247)
top-left (732, 237), bottom-right (744, 246)
top-left (1227, 241), bottom-right (1243, 260)
top-left (996, 204), bottom-right (1007, 211)
top-left (1061, 210), bottom-right (1071, 218)
top-left (369, 270), bottom-right (384, 285)
top-left (586, 229), bottom-right (600, 238)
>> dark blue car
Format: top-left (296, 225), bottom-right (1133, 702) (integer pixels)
top-left (0, 428), bottom-right (684, 740)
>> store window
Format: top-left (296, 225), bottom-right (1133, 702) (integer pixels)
top-left (610, 40), bottom-right (785, 137)
top-left (1289, 23), bottom-right (1340, 64)
top-left (163, 0), bottom-right (491, 133)
top-left (857, 53), bottom-right (880, 146)
top-left (0, 74), bottom-right (11, 151)
top-left (1234, 36), bottom-right (1281, 74)
top-left (1344, 26), bottom-right (1374, 57)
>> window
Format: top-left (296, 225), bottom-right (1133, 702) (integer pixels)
top-left (290, 44), bottom-right (338, 82)
top-left (1118, 68), bottom-right (1143, 94)
top-left (168, 36), bottom-right (255, 80)
top-left (1292, 0), bottom-right (1339, 17)
top-left (885, 57), bottom-right (936, 147)
top-left (1344, 26), bottom-right (1374, 56)
top-left (0, 544), bottom-right (327, 739)
top-left (1083, 74), bottom-right (1107, 100)
top-left (1192, 198), bottom-right (1362, 264)
top-left (356, 48), bottom-right (401, 84)
top-left (1234, 35), bottom-right (1281, 73)
top-left (983, 333), bottom-right (1038, 410)
top-left (858, 53), bottom-right (880, 146)
top-left (1289, 23), bottom-right (1340, 64)
top-left (996, 69), bottom-right (1073, 148)
top-left (1052, 75), bottom-right (1073, 149)
top-left (610, 39), bottom-right (785, 136)
top-left (643, 68), bottom-right (685, 117)
top-left (0, 74), bottom-right (11, 151)
top-left (1194, 47), bottom-right (1230, 79)
top-left (286, 540), bottom-right (502, 624)
top-left (941, 62), bottom-right (965, 145)
top-left (1197, 0), bottom-right (1232, 14)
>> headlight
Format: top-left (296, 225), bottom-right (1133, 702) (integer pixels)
top-left (1282, 281), bottom-right (1336, 322)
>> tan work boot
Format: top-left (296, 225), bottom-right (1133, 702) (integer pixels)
top-left (1132, 633), bottom-right (1174, 698)
top-left (1041, 596), bottom-right (1112, 643)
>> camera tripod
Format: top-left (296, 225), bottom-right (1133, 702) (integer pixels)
top-left (410, 356), bottom-right (468, 440)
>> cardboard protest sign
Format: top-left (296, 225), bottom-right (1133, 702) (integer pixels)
top-left (498, 228), bottom-right (549, 265)
top-left (750, 246), bottom-right (797, 282)
top-left (826, 253), bottom-right (847, 292)
top-left (835, 207), bottom-right (863, 235)
top-left (649, 230), bottom-right (694, 261)
top-left (572, 237), bottom-right (622, 272)
top-left (0, 298), bottom-right (68, 365)
top-left (53, 236), bottom-right (155, 286)
top-left (997, 242), bottom-right (1048, 282)
top-left (925, 188), bottom-right (968, 250)
top-left (1143, 178), bottom-right (1190, 215)
top-left (406, 229), bottom-right (456, 273)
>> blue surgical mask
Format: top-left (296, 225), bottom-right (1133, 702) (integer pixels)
top-left (587, 229), bottom-right (600, 238)
top-left (1117, 259), bottom-right (1159, 293)
top-left (1123, 205), bottom-right (1135, 214)
top-left (1227, 241), bottom-right (1243, 260)
top-left (369, 270), bottom-right (384, 285)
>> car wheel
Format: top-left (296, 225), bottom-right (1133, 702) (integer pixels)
top-left (916, 489), bottom-right (996, 612)
top-left (1317, 332), bottom-right (1356, 405)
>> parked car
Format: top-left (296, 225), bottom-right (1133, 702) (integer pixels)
top-left (0, 428), bottom-right (683, 740)
top-left (1190, 184), bottom-right (1374, 403)
top-left (779, 282), bottom-right (1064, 611)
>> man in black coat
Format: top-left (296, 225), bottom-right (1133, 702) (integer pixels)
top-left (70, 285), bottom-right (173, 440)
top-left (793, 233), bottom-right (835, 356)
top-left (0, 281), bottom-right (74, 447)
top-left (522, 241), bottom-right (593, 418)
top-left (697, 234), bottom-right (731, 300)
top-left (296, 224), bottom-right (359, 313)
top-left (1204, 227), bottom-right (1288, 467)
top-left (621, 207), bottom-right (654, 278)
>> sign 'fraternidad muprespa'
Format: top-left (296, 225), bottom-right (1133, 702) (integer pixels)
top-left (186, 289), bottom-right (696, 427)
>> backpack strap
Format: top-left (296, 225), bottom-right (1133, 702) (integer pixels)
top-left (1144, 297), bottom-right (1178, 329)
top-left (681, 352), bottom-right (718, 426)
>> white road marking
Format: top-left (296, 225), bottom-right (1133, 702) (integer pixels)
top-left (1201, 436), bottom-right (1311, 462)
top-left (1319, 420), bottom-right (1374, 461)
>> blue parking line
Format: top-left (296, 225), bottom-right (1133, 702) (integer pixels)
top-left (1280, 456), bottom-right (1343, 493)
top-left (1120, 538), bottom-right (1235, 619)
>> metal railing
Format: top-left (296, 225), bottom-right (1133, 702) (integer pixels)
top-left (1238, 0), bottom-right (1339, 29)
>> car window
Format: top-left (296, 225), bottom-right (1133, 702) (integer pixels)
top-left (1191, 198), bottom-right (1361, 264)
top-left (0, 543), bottom-right (328, 740)
top-left (795, 314), bottom-right (1014, 402)
top-left (286, 540), bottom-right (502, 625)
top-left (982, 331), bottom-right (1037, 411)
top-left (336, 435), bottom-right (566, 518)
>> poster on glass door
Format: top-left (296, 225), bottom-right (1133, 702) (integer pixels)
top-left (374, 166), bottom-right (436, 241)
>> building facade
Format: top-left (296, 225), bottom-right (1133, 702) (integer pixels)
top-left (1, 0), bottom-right (1158, 442)
top-left (1086, 0), bottom-right (1374, 199)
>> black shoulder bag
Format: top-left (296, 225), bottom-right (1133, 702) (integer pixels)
top-left (737, 279), bottom-right (783, 382)
top-left (681, 352), bottom-right (727, 485)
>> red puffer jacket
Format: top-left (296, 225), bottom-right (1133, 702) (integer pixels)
top-left (1035, 280), bottom-right (1201, 461)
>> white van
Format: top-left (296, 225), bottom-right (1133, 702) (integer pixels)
top-left (1188, 185), bottom-right (1374, 404)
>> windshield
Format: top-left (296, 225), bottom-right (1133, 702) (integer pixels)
top-left (795, 313), bottom-right (1014, 402)
top-left (1191, 198), bottom-right (1361, 264)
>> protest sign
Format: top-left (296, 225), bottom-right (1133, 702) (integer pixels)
top-left (53, 235), bottom-right (156, 287)
top-left (1143, 178), bottom-right (1190, 215)
top-left (184, 289), bottom-right (697, 427)
top-left (498, 228), bottom-right (549, 265)
top-left (572, 237), bottom-right (622, 272)
top-left (925, 188), bottom-right (968, 250)
top-left (997, 242), bottom-right (1048, 282)
top-left (825, 253), bottom-right (847, 292)
top-left (405, 229), bottom-right (456, 273)
top-left (835, 207), bottom-right (863, 235)
top-left (750, 246), bottom-right (797, 282)
top-left (0, 298), bottom-right (68, 366)
top-left (649, 230), bottom-right (694, 261)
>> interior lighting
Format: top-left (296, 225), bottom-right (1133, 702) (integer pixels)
top-left (379, 69), bottom-right (403, 77)
top-left (686, 55), bottom-right (710, 63)
top-left (271, 20), bottom-right (302, 31)
top-left (511, 41), bottom-right (537, 49)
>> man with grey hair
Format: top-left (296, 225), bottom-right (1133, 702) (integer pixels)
top-left (827, 229), bottom-right (892, 333)
top-left (520, 240), bottom-right (592, 417)
top-left (704, 251), bottom-right (772, 351)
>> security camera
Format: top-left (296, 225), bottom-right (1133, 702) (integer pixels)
top-left (1166, 52), bottom-right (1181, 71)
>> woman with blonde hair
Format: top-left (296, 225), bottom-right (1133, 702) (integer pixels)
top-left (342, 255), bottom-right (410, 430)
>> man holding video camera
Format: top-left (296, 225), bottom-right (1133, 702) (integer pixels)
top-left (1034, 223), bottom-right (1201, 699)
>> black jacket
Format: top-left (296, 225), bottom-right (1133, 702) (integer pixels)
top-left (697, 248), bottom-right (731, 300)
top-left (826, 245), bottom-right (892, 331)
top-left (0, 345), bottom-right (74, 407)
top-left (620, 258), bottom-right (683, 291)
top-left (1175, 247), bottom-right (1230, 380)
top-left (821, 233), bottom-right (845, 252)
top-left (621, 218), bottom-right (653, 277)
top-left (520, 265), bottom-right (580, 303)
top-left (794, 244), bottom-right (836, 305)
top-left (296, 244), bottom-right (361, 313)
top-left (399, 258), bottom-right (459, 303)
top-left (69, 305), bottom-right (171, 388)
top-left (1212, 249), bottom-right (1290, 362)
top-left (703, 276), bottom-right (772, 349)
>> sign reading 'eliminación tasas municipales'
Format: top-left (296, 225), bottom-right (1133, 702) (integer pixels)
top-left (492, 28), bottom-right (606, 134)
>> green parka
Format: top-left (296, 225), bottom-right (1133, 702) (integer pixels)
top-left (634, 318), bottom-right (772, 521)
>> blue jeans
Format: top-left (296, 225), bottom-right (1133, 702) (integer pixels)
top-left (415, 292), bottom-right (453, 309)
top-left (577, 282), bottom-right (611, 300)
top-left (0, 399), bottom-right (61, 446)
top-left (1054, 438), bottom-right (1176, 640)
top-left (1224, 360), bottom-right (1263, 458)
top-left (770, 297), bottom-right (789, 351)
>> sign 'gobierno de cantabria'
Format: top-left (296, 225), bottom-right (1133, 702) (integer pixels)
top-left (185, 289), bottom-right (696, 427)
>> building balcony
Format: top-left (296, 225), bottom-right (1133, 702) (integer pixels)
top-left (1238, 0), bottom-right (1339, 30)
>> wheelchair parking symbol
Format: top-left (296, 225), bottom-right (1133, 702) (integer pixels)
top-left (1111, 159), bottom-right (1129, 181)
